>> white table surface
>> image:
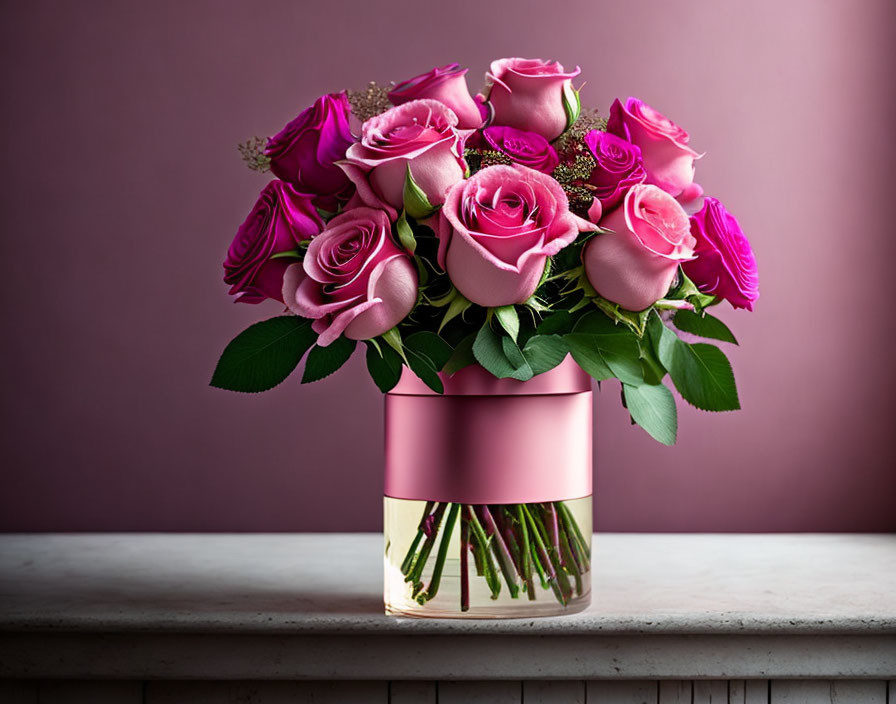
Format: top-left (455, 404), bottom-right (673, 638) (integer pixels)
top-left (1, 533), bottom-right (894, 679)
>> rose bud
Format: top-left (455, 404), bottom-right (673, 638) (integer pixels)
top-left (683, 198), bottom-right (759, 310)
top-left (486, 57), bottom-right (580, 141)
top-left (479, 125), bottom-right (560, 173)
top-left (265, 93), bottom-right (356, 212)
top-left (223, 181), bottom-right (323, 304)
top-left (340, 100), bottom-right (468, 219)
top-left (388, 63), bottom-right (484, 129)
top-left (438, 164), bottom-right (592, 307)
top-left (583, 184), bottom-right (696, 311)
top-left (607, 98), bottom-right (701, 199)
top-left (584, 130), bottom-right (646, 211)
top-left (282, 207), bottom-right (418, 346)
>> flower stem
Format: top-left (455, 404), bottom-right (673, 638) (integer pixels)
top-left (477, 505), bottom-right (519, 598)
top-left (522, 504), bottom-right (568, 605)
top-left (420, 503), bottom-right (459, 603)
top-left (400, 501), bottom-right (435, 575)
top-left (406, 503), bottom-right (447, 592)
top-left (557, 501), bottom-right (590, 571)
top-left (558, 519), bottom-right (583, 596)
top-left (466, 505), bottom-right (501, 599)
top-left (515, 503), bottom-right (538, 598)
top-left (460, 513), bottom-right (470, 612)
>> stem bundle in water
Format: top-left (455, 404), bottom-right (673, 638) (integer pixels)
top-left (396, 500), bottom-right (591, 611)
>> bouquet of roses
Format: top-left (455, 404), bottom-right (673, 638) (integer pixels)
top-left (212, 58), bottom-right (758, 610)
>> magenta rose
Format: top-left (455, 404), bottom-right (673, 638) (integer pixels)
top-left (388, 63), bottom-right (483, 130)
top-left (584, 184), bottom-right (696, 311)
top-left (486, 58), bottom-right (580, 142)
top-left (264, 93), bottom-right (355, 212)
top-left (479, 125), bottom-right (560, 173)
top-left (438, 164), bottom-right (591, 307)
top-left (683, 198), bottom-right (759, 310)
top-left (340, 100), bottom-right (468, 219)
top-left (585, 130), bottom-right (646, 211)
top-left (223, 181), bottom-right (323, 304)
top-left (282, 207), bottom-right (418, 346)
top-left (607, 98), bottom-right (701, 199)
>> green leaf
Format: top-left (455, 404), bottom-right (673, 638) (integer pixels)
top-left (566, 311), bottom-right (644, 385)
top-left (493, 305), bottom-right (520, 342)
top-left (395, 211), bottom-right (417, 254)
top-left (623, 383), bottom-right (678, 446)
top-left (638, 335), bottom-right (667, 385)
top-left (404, 331), bottom-right (453, 393)
top-left (501, 336), bottom-right (534, 381)
top-left (666, 268), bottom-right (717, 310)
top-left (403, 165), bottom-right (437, 220)
top-left (673, 310), bottom-right (738, 345)
top-left (522, 335), bottom-right (568, 376)
top-left (365, 341), bottom-right (403, 393)
top-left (211, 316), bottom-right (316, 393)
top-left (439, 291), bottom-right (472, 333)
top-left (592, 296), bottom-right (651, 336)
top-left (443, 333), bottom-right (477, 375)
top-left (473, 324), bottom-right (526, 380)
top-left (302, 337), bottom-right (357, 383)
top-left (655, 329), bottom-right (740, 412)
top-left (269, 249), bottom-right (301, 260)
top-left (536, 310), bottom-right (574, 336)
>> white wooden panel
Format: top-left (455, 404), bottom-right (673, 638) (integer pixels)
top-left (146, 681), bottom-right (387, 703)
top-left (38, 681), bottom-right (142, 703)
top-left (438, 681), bottom-right (521, 704)
top-left (658, 681), bottom-right (691, 703)
top-left (389, 681), bottom-right (436, 704)
top-left (771, 680), bottom-right (886, 703)
top-left (588, 680), bottom-right (658, 704)
top-left (523, 680), bottom-right (586, 703)
top-left (693, 680), bottom-right (727, 704)
top-left (0, 681), bottom-right (38, 704)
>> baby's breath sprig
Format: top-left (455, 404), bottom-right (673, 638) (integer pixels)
top-left (347, 82), bottom-right (392, 123)
top-left (237, 137), bottom-right (271, 172)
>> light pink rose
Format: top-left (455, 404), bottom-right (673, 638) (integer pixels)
top-left (282, 207), bottom-right (418, 346)
top-left (486, 58), bottom-right (580, 141)
top-left (584, 184), bottom-right (696, 311)
top-left (388, 63), bottom-right (484, 129)
top-left (607, 98), bottom-right (702, 199)
top-left (340, 100), bottom-right (468, 219)
top-left (438, 164), bottom-right (592, 307)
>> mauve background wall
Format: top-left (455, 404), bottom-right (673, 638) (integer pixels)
top-left (1, 0), bottom-right (894, 533)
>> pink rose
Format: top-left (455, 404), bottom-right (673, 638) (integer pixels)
top-left (683, 198), bottom-right (759, 310)
top-left (282, 207), bottom-right (418, 346)
top-left (223, 181), bottom-right (323, 304)
top-left (584, 130), bottom-right (646, 211)
top-left (486, 58), bottom-right (580, 141)
top-left (479, 125), bottom-right (560, 173)
top-left (584, 184), bottom-right (696, 311)
top-left (388, 63), bottom-right (483, 130)
top-left (340, 100), bottom-right (468, 219)
top-left (607, 98), bottom-right (701, 199)
top-left (438, 164), bottom-right (591, 307)
top-left (265, 93), bottom-right (355, 212)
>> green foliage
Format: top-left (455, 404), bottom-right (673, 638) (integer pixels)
top-left (536, 310), bottom-right (575, 336)
top-left (365, 341), bottom-right (403, 392)
top-left (404, 331), bottom-right (453, 393)
top-left (211, 316), bottom-right (316, 393)
top-left (623, 382), bottom-right (678, 446)
top-left (442, 333), bottom-right (477, 375)
top-left (302, 336), bottom-right (357, 383)
top-left (473, 324), bottom-right (532, 381)
top-left (521, 335), bottom-right (568, 376)
top-left (565, 311), bottom-right (643, 385)
top-left (395, 212), bottom-right (417, 254)
top-left (493, 305), bottom-right (520, 342)
top-left (673, 309), bottom-right (738, 344)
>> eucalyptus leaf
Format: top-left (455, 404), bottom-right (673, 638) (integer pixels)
top-left (302, 336), bottom-right (357, 384)
top-left (623, 382), bottom-right (678, 446)
top-left (211, 316), bottom-right (316, 393)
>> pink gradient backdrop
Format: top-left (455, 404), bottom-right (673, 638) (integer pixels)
top-left (1, 0), bottom-right (894, 532)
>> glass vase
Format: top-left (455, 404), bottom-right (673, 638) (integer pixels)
top-left (383, 358), bottom-right (592, 618)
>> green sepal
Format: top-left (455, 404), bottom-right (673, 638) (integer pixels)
top-left (381, 327), bottom-right (409, 365)
top-left (269, 249), bottom-right (302, 260)
top-left (301, 336), bottom-right (357, 384)
top-left (396, 211), bottom-right (417, 254)
top-left (210, 316), bottom-right (317, 393)
top-left (403, 165), bottom-right (438, 220)
top-left (439, 291), bottom-right (473, 333)
top-left (562, 82), bottom-right (581, 131)
top-left (591, 296), bottom-right (651, 336)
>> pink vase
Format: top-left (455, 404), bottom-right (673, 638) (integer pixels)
top-left (383, 357), bottom-right (593, 618)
